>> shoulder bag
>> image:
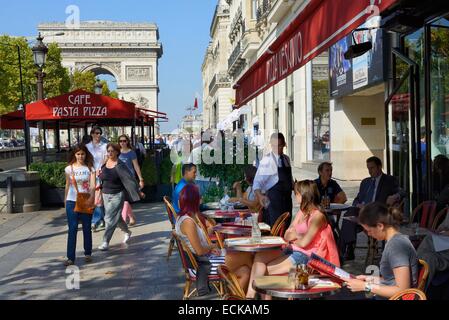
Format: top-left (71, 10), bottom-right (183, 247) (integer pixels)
top-left (71, 165), bottom-right (95, 215)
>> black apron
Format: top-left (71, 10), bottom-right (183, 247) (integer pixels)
top-left (265, 154), bottom-right (293, 227)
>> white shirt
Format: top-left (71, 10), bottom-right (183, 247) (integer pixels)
top-left (371, 174), bottom-right (383, 202)
top-left (65, 165), bottom-right (93, 202)
top-left (86, 141), bottom-right (107, 171)
top-left (253, 152), bottom-right (291, 193)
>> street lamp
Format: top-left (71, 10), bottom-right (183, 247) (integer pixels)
top-left (94, 78), bottom-right (103, 95)
top-left (32, 33), bottom-right (48, 101)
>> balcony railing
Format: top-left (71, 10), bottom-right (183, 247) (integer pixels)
top-left (209, 72), bottom-right (231, 94)
top-left (256, 0), bottom-right (272, 22)
top-left (228, 41), bottom-right (244, 72)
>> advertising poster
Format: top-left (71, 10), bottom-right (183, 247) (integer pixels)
top-left (329, 23), bottom-right (384, 98)
top-left (329, 36), bottom-right (353, 97)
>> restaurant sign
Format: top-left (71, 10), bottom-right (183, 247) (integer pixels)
top-left (26, 89), bottom-right (136, 121)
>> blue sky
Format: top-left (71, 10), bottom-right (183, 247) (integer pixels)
top-left (0, 0), bottom-right (217, 132)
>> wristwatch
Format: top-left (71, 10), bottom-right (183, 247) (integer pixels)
top-left (364, 282), bottom-right (372, 293)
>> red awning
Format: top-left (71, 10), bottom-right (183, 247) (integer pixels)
top-left (235, 0), bottom-right (398, 106)
top-left (26, 89), bottom-right (137, 121)
top-left (0, 110), bottom-right (26, 130)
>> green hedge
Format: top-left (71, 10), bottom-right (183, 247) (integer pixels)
top-left (30, 162), bottom-right (67, 188)
top-left (141, 156), bottom-right (158, 186)
top-left (159, 155), bottom-right (173, 184)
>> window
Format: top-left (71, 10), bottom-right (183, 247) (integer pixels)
top-left (274, 106), bottom-right (279, 130)
top-left (312, 60), bottom-right (330, 160)
top-left (288, 102), bottom-right (295, 161)
top-left (252, 0), bottom-right (257, 19)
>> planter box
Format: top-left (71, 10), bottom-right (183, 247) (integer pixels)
top-left (141, 185), bottom-right (158, 203)
top-left (156, 184), bottom-right (172, 202)
top-left (40, 186), bottom-right (65, 207)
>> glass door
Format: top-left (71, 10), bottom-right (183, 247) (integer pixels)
top-left (429, 19), bottom-right (449, 196)
top-left (386, 48), bottom-right (421, 214)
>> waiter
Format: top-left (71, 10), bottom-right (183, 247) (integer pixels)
top-left (253, 133), bottom-right (294, 227)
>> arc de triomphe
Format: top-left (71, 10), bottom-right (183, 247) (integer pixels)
top-left (38, 21), bottom-right (163, 114)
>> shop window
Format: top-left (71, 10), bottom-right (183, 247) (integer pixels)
top-left (312, 75), bottom-right (330, 161)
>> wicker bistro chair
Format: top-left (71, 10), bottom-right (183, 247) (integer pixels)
top-left (163, 196), bottom-right (178, 261)
top-left (389, 288), bottom-right (427, 300)
top-left (217, 265), bottom-right (246, 300)
top-left (410, 200), bottom-right (437, 229)
top-left (194, 214), bottom-right (225, 249)
top-left (417, 259), bottom-right (430, 292)
top-left (172, 231), bottom-right (224, 300)
top-left (271, 212), bottom-right (291, 237)
top-left (431, 207), bottom-right (448, 231)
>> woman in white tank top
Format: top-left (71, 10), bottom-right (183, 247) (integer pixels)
top-left (176, 183), bottom-right (254, 294)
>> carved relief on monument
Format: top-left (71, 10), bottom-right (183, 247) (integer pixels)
top-left (126, 66), bottom-right (153, 81)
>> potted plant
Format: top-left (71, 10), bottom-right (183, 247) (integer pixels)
top-left (30, 162), bottom-right (66, 206)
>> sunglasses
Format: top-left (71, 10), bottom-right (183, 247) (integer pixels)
top-left (119, 140), bottom-right (128, 143)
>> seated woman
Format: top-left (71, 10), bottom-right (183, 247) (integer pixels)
top-left (246, 180), bottom-right (340, 299)
top-left (229, 166), bottom-right (261, 213)
top-left (343, 202), bottom-right (418, 299)
top-left (175, 183), bottom-right (253, 295)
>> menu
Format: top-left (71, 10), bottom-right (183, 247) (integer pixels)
top-left (307, 253), bottom-right (354, 283)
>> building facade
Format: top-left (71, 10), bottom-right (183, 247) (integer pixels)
top-left (202, 2), bottom-right (233, 130)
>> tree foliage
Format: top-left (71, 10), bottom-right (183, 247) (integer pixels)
top-left (1, 35), bottom-right (118, 116)
top-left (70, 70), bottom-right (118, 97)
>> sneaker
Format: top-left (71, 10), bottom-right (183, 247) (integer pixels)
top-left (99, 221), bottom-right (105, 228)
top-left (91, 224), bottom-right (97, 232)
top-left (123, 231), bottom-right (132, 244)
top-left (84, 255), bottom-right (92, 263)
top-left (98, 242), bottom-right (109, 251)
top-left (64, 259), bottom-right (74, 266)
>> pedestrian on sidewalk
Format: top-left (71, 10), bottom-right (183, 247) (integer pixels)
top-left (98, 143), bottom-right (145, 251)
top-left (64, 145), bottom-right (96, 266)
top-left (118, 134), bottom-right (145, 226)
top-left (86, 126), bottom-right (108, 232)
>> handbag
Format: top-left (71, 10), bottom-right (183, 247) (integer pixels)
top-left (71, 166), bottom-right (95, 215)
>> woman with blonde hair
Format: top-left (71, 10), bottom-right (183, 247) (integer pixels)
top-left (246, 180), bottom-right (339, 299)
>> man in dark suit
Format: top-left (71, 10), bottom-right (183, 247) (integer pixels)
top-left (340, 156), bottom-right (403, 260)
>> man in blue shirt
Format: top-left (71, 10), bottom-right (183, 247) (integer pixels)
top-left (172, 163), bottom-right (197, 213)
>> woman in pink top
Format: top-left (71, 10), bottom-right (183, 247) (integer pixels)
top-left (246, 180), bottom-right (339, 299)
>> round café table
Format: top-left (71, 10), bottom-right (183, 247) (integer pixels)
top-left (213, 224), bottom-right (252, 236)
top-left (201, 209), bottom-right (251, 223)
top-left (224, 236), bottom-right (286, 252)
top-left (213, 222), bottom-right (271, 236)
top-left (253, 275), bottom-right (341, 300)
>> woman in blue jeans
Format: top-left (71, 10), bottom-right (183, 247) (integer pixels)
top-left (63, 145), bottom-right (96, 266)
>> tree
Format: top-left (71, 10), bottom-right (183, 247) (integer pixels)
top-left (44, 43), bottom-right (71, 99)
top-left (69, 70), bottom-right (119, 97)
top-left (1, 36), bottom-right (72, 115)
top-left (0, 36), bottom-right (34, 114)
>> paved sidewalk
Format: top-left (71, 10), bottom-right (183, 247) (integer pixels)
top-left (0, 203), bottom-right (185, 300)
